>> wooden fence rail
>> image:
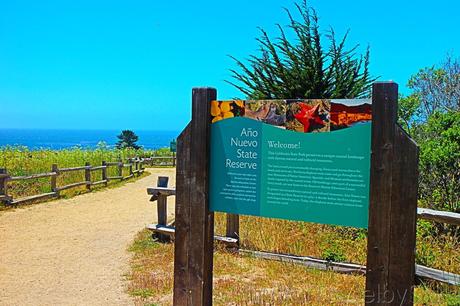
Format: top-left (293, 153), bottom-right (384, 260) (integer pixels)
top-left (0, 157), bottom-right (156, 206)
top-left (240, 249), bottom-right (460, 286)
top-left (142, 156), bottom-right (176, 167)
top-left (417, 207), bottom-right (460, 226)
top-left (59, 166), bottom-right (88, 172)
top-left (8, 172), bottom-right (57, 181)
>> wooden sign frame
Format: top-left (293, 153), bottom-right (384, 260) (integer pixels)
top-left (173, 82), bottom-right (419, 305)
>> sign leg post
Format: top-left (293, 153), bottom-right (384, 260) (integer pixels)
top-left (173, 88), bottom-right (216, 306)
top-left (365, 82), bottom-right (418, 305)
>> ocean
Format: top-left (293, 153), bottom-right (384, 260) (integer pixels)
top-left (0, 129), bottom-right (180, 150)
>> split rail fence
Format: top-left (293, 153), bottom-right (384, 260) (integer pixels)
top-left (0, 156), bottom-right (174, 206)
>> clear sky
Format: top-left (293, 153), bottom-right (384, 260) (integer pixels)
top-left (1, 0), bottom-right (459, 131)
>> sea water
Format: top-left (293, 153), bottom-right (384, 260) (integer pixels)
top-left (0, 129), bottom-right (179, 150)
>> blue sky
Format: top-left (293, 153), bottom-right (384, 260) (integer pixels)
top-left (1, 0), bottom-right (459, 131)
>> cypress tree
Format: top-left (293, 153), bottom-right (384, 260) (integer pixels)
top-left (227, 1), bottom-right (376, 99)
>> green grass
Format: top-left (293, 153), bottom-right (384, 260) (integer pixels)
top-left (0, 146), bottom-right (172, 208)
top-left (130, 289), bottom-right (156, 299)
top-left (129, 233), bottom-right (160, 253)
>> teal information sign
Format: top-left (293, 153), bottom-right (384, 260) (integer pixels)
top-left (209, 99), bottom-right (372, 228)
top-left (170, 139), bottom-right (177, 153)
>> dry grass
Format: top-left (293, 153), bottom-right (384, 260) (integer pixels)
top-left (214, 214), bottom-right (460, 276)
top-left (128, 227), bottom-right (460, 306)
top-left (215, 214), bottom-right (368, 265)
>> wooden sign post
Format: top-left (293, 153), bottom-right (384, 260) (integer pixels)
top-left (173, 83), bottom-right (419, 305)
top-left (173, 88), bottom-right (216, 306)
top-left (365, 82), bottom-right (419, 305)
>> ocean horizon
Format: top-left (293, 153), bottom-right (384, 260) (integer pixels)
top-left (0, 128), bottom-right (180, 150)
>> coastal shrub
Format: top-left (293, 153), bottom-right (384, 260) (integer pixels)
top-left (321, 243), bottom-right (346, 262)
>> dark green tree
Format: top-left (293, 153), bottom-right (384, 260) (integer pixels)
top-left (418, 111), bottom-right (459, 235)
top-left (227, 1), bottom-right (376, 99)
top-left (418, 111), bottom-right (459, 211)
top-left (116, 130), bottom-right (140, 150)
top-left (398, 54), bottom-right (460, 227)
top-left (397, 93), bottom-right (421, 136)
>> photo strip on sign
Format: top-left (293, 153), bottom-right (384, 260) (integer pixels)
top-left (209, 99), bottom-right (372, 228)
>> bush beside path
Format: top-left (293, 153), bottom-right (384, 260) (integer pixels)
top-left (0, 168), bottom-right (175, 306)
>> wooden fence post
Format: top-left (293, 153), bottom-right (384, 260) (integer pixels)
top-left (365, 82), bottom-right (418, 305)
top-left (226, 214), bottom-right (239, 247)
top-left (172, 152), bottom-right (176, 167)
top-left (157, 177), bottom-right (169, 225)
top-left (129, 161), bottom-right (133, 177)
top-left (85, 162), bottom-right (91, 191)
top-left (173, 88), bottom-right (216, 306)
top-left (118, 158), bottom-right (123, 180)
top-left (174, 123), bottom-right (192, 304)
top-left (102, 161), bottom-right (108, 186)
top-left (225, 214), bottom-right (240, 247)
top-left (0, 168), bottom-right (10, 203)
top-left (156, 176), bottom-right (169, 241)
top-left (139, 159), bottom-right (144, 172)
top-left (157, 194), bottom-right (167, 226)
top-left (51, 164), bottom-right (59, 197)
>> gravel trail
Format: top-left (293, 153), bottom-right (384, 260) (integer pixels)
top-left (0, 168), bottom-right (175, 306)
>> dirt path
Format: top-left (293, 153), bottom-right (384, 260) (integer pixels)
top-left (0, 168), bottom-right (176, 306)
